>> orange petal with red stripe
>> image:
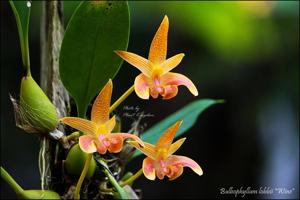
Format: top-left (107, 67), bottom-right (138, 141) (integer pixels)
top-left (148, 15), bottom-right (169, 64)
top-left (115, 51), bottom-right (152, 77)
top-left (117, 133), bottom-right (145, 147)
top-left (91, 79), bottom-right (112, 125)
top-left (167, 137), bottom-right (186, 156)
top-left (155, 120), bottom-right (182, 151)
top-left (127, 141), bottom-right (156, 159)
top-left (60, 117), bottom-right (97, 135)
top-left (105, 116), bottom-right (116, 133)
top-left (161, 53), bottom-right (185, 74)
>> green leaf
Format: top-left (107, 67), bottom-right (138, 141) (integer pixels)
top-left (132, 99), bottom-right (224, 158)
top-left (9, 0), bottom-right (31, 73)
top-left (59, 1), bottom-right (130, 117)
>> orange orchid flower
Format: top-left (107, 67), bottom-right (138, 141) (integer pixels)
top-left (60, 80), bottom-right (144, 154)
top-left (128, 120), bottom-right (203, 180)
top-left (115, 15), bottom-right (198, 100)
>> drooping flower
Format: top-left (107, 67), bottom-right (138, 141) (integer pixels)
top-left (128, 120), bottom-right (203, 180)
top-left (60, 80), bottom-right (144, 154)
top-left (115, 15), bottom-right (198, 100)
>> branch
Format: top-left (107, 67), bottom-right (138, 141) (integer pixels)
top-left (39, 0), bottom-right (69, 190)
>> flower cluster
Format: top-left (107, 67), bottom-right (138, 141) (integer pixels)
top-left (61, 15), bottom-right (202, 182)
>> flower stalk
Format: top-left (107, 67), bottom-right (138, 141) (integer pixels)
top-left (74, 153), bottom-right (92, 199)
top-left (109, 85), bottom-right (134, 113)
top-left (120, 168), bottom-right (143, 187)
top-left (0, 167), bottom-right (24, 196)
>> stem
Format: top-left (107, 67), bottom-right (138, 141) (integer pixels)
top-left (109, 85), bottom-right (134, 113)
top-left (0, 167), bottom-right (24, 196)
top-left (74, 153), bottom-right (92, 199)
top-left (24, 30), bottom-right (31, 76)
top-left (120, 168), bottom-right (143, 187)
top-left (103, 169), bottom-right (128, 199)
top-left (66, 131), bottom-right (80, 141)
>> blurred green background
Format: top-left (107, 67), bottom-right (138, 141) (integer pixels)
top-left (1, 1), bottom-right (299, 199)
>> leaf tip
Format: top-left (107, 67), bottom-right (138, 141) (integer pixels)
top-left (216, 99), bottom-right (226, 104)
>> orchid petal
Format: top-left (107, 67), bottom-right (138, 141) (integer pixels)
top-left (106, 134), bottom-right (123, 153)
top-left (156, 169), bottom-right (165, 180)
top-left (161, 53), bottom-right (185, 74)
top-left (105, 116), bottom-right (116, 133)
top-left (127, 141), bottom-right (156, 159)
top-left (167, 155), bottom-right (203, 176)
top-left (115, 51), bottom-right (152, 77)
top-left (149, 85), bottom-right (160, 99)
top-left (160, 72), bottom-right (198, 96)
top-left (115, 133), bottom-right (145, 147)
top-left (168, 138), bottom-right (186, 156)
top-left (168, 166), bottom-right (184, 181)
top-left (78, 135), bottom-right (97, 153)
top-left (143, 157), bottom-right (156, 180)
top-left (60, 117), bottom-right (97, 135)
top-left (162, 85), bottom-right (178, 100)
top-left (91, 79), bottom-right (112, 125)
top-left (155, 120), bottom-right (182, 151)
top-left (148, 15), bottom-right (169, 64)
top-left (134, 74), bottom-right (150, 99)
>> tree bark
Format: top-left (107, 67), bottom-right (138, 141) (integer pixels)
top-left (40, 0), bottom-right (69, 191)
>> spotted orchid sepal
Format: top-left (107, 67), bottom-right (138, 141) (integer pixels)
top-left (128, 120), bottom-right (203, 181)
top-left (60, 80), bottom-right (144, 154)
top-left (115, 15), bottom-right (198, 100)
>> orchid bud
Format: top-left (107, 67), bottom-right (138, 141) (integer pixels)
top-left (19, 75), bottom-right (58, 133)
top-left (65, 144), bottom-right (96, 179)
